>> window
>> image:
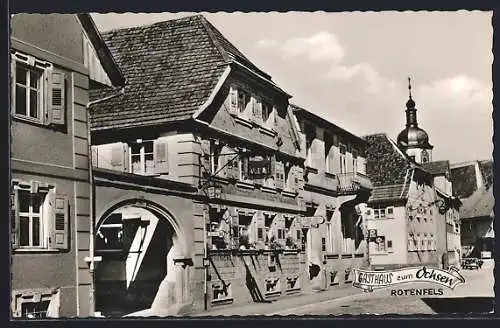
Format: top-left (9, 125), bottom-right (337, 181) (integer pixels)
top-left (130, 140), bottom-right (155, 175)
top-left (339, 144), bottom-right (347, 174)
top-left (379, 209), bottom-right (386, 219)
top-left (296, 230), bottom-right (301, 240)
top-left (15, 64), bottom-right (42, 120)
top-left (21, 300), bottom-right (51, 318)
top-left (321, 237), bottom-right (326, 251)
top-left (11, 52), bottom-right (65, 126)
top-left (387, 240), bottom-right (393, 251)
top-left (277, 229), bottom-right (284, 240)
top-left (257, 228), bottom-right (264, 240)
top-left (374, 209), bottom-right (380, 219)
top-left (12, 181), bottom-right (69, 251)
top-left (386, 207), bottom-right (394, 217)
top-left (18, 190), bottom-right (43, 248)
top-left (421, 150), bottom-right (429, 163)
top-left (237, 89), bottom-right (250, 114)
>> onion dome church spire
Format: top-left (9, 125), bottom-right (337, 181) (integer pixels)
top-left (397, 77), bottom-right (434, 163)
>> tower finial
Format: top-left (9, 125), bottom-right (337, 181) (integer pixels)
top-left (408, 76), bottom-right (412, 100)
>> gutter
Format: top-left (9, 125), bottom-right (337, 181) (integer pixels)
top-left (85, 86), bottom-right (125, 316)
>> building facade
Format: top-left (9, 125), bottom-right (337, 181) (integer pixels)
top-left (421, 161), bottom-right (461, 268)
top-left (10, 13), bottom-right (124, 318)
top-left (292, 105), bottom-right (372, 290)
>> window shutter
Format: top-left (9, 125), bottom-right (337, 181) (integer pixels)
top-left (252, 98), bottom-right (262, 124)
top-left (91, 146), bottom-right (98, 167)
top-left (226, 154), bottom-right (235, 180)
top-left (10, 58), bottom-right (16, 115)
top-left (48, 70), bottom-right (66, 126)
top-left (232, 154), bottom-right (240, 179)
top-left (288, 166), bottom-right (296, 191)
top-left (122, 143), bottom-right (130, 172)
top-left (110, 143), bottom-right (126, 171)
top-left (229, 87), bottom-right (238, 115)
top-left (50, 194), bottom-right (69, 250)
top-left (200, 139), bottom-right (211, 156)
top-left (154, 138), bottom-right (169, 175)
top-left (275, 161), bottom-right (284, 190)
top-left (11, 188), bottom-right (19, 249)
top-left (242, 155), bottom-right (249, 180)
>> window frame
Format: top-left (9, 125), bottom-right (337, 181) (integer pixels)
top-left (236, 88), bottom-right (251, 119)
top-left (11, 52), bottom-right (52, 125)
top-left (12, 289), bottom-right (60, 319)
top-left (18, 190), bottom-right (44, 249)
top-left (339, 144), bottom-right (347, 174)
top-left (129, 139), bottom-right (155, 175)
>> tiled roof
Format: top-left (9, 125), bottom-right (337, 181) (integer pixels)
top-left (460, 187), bottom-right (494, 219)
top-left (421, 160), bottom-right (450, 176)
top-left (89, 15), bottom-right (270, 131)
top-left (368, 184), bottom-right (410, 203)
top-left (450, 164), bottom-right (478, 199)
top-left (363, 133), bottom-right (412, 187)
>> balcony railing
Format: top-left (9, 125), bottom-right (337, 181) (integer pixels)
top-left (336, 172), bottom-right (372, 194)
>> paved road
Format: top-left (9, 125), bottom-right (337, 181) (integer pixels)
top-left (271, 261), bottom-right (495, 315)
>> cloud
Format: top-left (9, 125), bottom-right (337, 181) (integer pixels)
top-left (282, 31), bottom-right (345, 63)
top-left (256, 38), bottom-right (277, 48)
top-left (326, 62), bottom-right (398, 94)
top-left (416, 75), bottom-right (492, 110)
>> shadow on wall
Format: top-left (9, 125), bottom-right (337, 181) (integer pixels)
top-left (421, 297), bottom-right (494, 314)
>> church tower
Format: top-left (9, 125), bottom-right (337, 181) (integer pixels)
top-left (396, 77), bottom-right (434, 163)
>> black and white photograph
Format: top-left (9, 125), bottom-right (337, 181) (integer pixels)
top-left (9, 10), bottom-right (494, 318)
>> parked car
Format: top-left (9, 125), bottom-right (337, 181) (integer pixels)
top-left (461, 258), bottom-right (483, 270)
top-left (481, 251), bottom-right (492, 259)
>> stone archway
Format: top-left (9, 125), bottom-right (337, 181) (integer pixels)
top-left (94, 200), bottom-right (188, 317)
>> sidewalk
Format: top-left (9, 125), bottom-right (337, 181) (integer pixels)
top-left (188, 284), bottom-right (370, 316)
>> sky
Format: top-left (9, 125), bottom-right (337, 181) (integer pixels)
top-left (92, 11), bottom-right (493, 164)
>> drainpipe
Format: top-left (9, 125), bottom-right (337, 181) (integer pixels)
top-left (85, 86), bottom-right (125, 316)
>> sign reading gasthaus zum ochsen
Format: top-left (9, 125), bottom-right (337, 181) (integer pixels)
top-left (352, 266), bottom-right (465, 292)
